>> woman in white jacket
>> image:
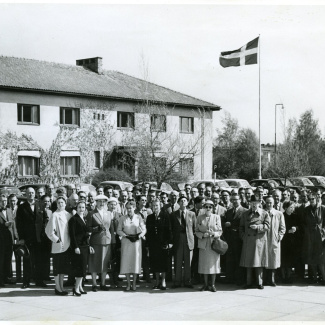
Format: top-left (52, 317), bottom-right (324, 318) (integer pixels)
top-left (45, 196), bottom-right (72, 296)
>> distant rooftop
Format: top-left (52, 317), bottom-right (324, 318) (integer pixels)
top-left (0, 55), bottom-right (220, 110)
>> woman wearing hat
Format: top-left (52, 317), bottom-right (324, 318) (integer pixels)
top-left (68, 201), bottom-right (95, 296)
top-left (87, 194), bottom-right (115, 291)
top-left (117, 201), bottom-right (146, 291)
top-left (45, 196), bottom-right (72, 296)
top-left (195, 200), bottom-right (222, 292)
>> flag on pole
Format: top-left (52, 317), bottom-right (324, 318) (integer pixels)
top-left (219, 37), bottom-right (259, 68)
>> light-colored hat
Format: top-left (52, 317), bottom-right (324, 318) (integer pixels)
top-left (204, 200), bottom-right (215, 207)
top-left (95, 194), bottom-right (109, 201)
top-left (107, 197), bottom-right (118, 204)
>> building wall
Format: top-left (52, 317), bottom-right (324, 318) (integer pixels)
top-left (0, 89), bottom-right (214, 182)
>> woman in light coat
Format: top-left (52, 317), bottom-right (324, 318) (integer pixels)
top-left (45, 196), bottom-right (72, 296)
top-left (195, 200), bottom-right (222, 292)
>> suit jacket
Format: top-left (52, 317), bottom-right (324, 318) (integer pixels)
top-left (164, 203), bottom-right (180, 215)
top-left (35, 206), bottom-right (52, 243)
top-left (4, 208), bottom-right (18, 241)
top-left (45, 210), bottom-right (72, 253)
top-left (223, 206), bottom-right (248, 233)
top-left (69, 213), bottom-right (91, 249)
top-left (0, 209), bottom-right (16, 244)
top-left (16, 201), bottom-right (43, 245)
top-left (195, 213), bottom-right (222, 250)
top-left (170, 209), bottom-right (196, 250)
top-left (87, 208), bottom-right (115, 245)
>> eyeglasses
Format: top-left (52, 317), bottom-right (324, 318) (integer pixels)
top-left (310, 197), bottom-right (316, 200)
top-left (205, 206), bottom-right (213, 209)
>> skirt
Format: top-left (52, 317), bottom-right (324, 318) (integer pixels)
top-left (52, 249), bottom-right (71, 276)
top-left (120, 237), bottom-right (142, 274)
top-left (198, 244), bottom-right (221, 275)
top-left (71, 246), bottom-right (89, 277)
top-left (149, 246), bottom-right (169, 273)
top-left (88, 244), bottom-right (111, 273)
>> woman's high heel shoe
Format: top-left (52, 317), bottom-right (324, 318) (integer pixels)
top-left (54, 288), bottom-right (65, 296)
top-left (73, 288), bottom-right (81, 297)
top-left (80, 289), bottom-right (87, 294)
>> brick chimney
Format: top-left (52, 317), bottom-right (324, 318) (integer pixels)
top-left (76, 57), bottom-right (103, 74)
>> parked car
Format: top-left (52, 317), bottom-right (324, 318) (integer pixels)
top-left (0, 185), bottom-right (26, 203)
top-left (249, 179), bottom-right (280, 195)
top-left (134, 181), bottom-right (174, 194)
top-left (190, 179), bottom-right (231, 191)
top-left (99, 181), bottom-right (134, 191)
top-left (289, 177), bottom-right (315, 191)
top-left (303, 176), bottom-right (325, 191)
top-left (268, 178), bottom-right (302, 192)
top-left (18, 183), bottom-right (49, 196)
top-left (224, 179), bottom-right (252, 189)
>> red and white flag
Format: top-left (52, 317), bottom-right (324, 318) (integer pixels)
top-left (219, 37), bottom-right (259, 68)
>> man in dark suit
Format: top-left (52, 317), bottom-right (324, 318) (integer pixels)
top-left (220, 190), bottom-right (233, 211)
top-left (190, 196), bottom-right (205, 284)
top-left (223, 194), bottom-right (248, 285)
top-left (16, 187), bottom-right (46, 288)
top-left (0, 194), bottom-right (16, 287)
top-left (164, 191), bottom-right (180, 214)
top-left (170, 196), bottom-right (196, 288)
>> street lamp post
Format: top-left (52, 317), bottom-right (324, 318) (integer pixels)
top-left (275, 103), bottom-right (284, 166)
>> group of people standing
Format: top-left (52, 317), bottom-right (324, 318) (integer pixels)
top-left (0, 181), bottom-right (324, 296)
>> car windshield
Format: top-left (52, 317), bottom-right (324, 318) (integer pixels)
top-left (310, 177), bottom-right (325, 186)
top-left (217, 181), bottom-right (230, 187)
top-left (226, 181), bottom-right (238, 187)
top-left (280, 179), bottom-right (293, 186)
top-left (161, 183), bottom-right (173, 191)
top-left (240, 180), bottom-right (251, 187)
top-left (301, 178), bottom-right (314, 186)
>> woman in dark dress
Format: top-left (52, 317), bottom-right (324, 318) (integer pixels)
top-left (68, 201), bottom-right (94, 296)
top-left (281, 201), bottom-right (298, 283)
top-left (146, 199), bottom-right (172, 290)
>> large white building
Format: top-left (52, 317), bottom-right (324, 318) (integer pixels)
top-left (0, 56), bottom-right (220, 184)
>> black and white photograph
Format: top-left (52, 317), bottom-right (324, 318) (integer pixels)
top-left (0, 1), bottom-right (325, 321)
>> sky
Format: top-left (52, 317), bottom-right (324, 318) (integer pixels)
top-left (1, 3), bottom-right (325, 144)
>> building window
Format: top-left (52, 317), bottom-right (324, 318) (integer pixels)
top-left (94, 151), bottom-right (100, 168)
top-left (60, 107), bottom-right (80, 126)
top-left (151, 114), bottom-right (166, 132)
top-left (179, 117), bottom-right (194, 134)
top-left (117, 112), bottom-right (134, 129)
top-left (60, 157), bottom-right (80, 176)
top-left (17, 104), bottom-right (40, 125)
top-left (18, 156), bottom-right (39, 177)
top-left (180, 157), bottom-right (194, 177)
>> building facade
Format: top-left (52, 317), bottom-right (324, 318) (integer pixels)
top-left (0, 56), bottom-right (220, 185)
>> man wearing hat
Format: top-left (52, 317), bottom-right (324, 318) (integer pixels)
top-left (223, 194), bottom-right (248, 285)
top-left (239, 195), bottom-right (270, 289)
top-left (170, 196), bottom-right (196, 288)
top-left (220, 190), bottom-right (233, 211)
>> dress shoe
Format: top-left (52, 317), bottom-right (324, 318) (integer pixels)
top-left (152, 285), bottom-right (160, 290)
top-left (100, 284), bottom-right (109, 291)
top-left (72, 288), bottom-right (81, 297)
top-left (92, 285), bottom-right (98, 292)
top-left (257, 284), bottom-right (264, 289)
top-left (160, 285), bottom-right (166, 291)
top-left (200, 285), bottom-right (209, 291)
top-left (211, 285), bottom-right (217, 292)
top-left (184, 284), bottom-right (194, 289)
top-left (35, 281), bottom-right (47, 288)
top-left (21, 283), bottom-right (30, 289)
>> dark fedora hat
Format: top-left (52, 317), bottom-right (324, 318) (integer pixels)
top-left (14, 244), bottom-right (30, 257)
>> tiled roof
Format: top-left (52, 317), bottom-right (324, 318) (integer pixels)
top-left (0, 56), bottom-right (220, 110)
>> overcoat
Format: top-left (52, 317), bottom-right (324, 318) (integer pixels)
top-left (301, 204), bottom-right (325, 265)
top-left (87, 208), bottom-right (115, 246)
top-left (239, 208), bottom-right (270, 267)
top-left (45, 210), bottom-right (72, 254)
top-left (265, 208), bottom-right (286, 269)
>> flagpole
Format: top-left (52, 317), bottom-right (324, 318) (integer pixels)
top-left (258, 34), bottom-right (262, 179)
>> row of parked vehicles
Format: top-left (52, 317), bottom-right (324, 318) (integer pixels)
top-left (1, 175), bottom-right (324, 201)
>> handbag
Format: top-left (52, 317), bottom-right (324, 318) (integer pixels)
top-left (211, 236), bottom-right (228, 255)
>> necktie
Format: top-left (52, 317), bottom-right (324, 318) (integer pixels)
top-left (181, 211), bottom-right (186, 227)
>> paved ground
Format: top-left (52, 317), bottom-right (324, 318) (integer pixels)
top-left (1, 277), bottom-right (325, 321)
